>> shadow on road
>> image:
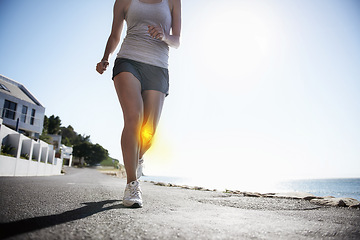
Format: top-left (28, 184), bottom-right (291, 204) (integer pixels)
top-left (0, 199), bottom-right (125, 239)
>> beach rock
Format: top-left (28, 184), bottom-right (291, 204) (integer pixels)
top-left (154, 182), bottom-right (167, 187)
top-left (146, 179), bottom-right (360, 209)
top-left (224, 190), bottom-right (241, 195)
top-left (273, 192), bottom-right (317, 200)
top-left (303, 196), bottom-right (320, 201)
top-left (349, 203), bottom-right (360, 209)
top-left (340, 198), bottom-right (360, 207)
top-left (224, 189), bottom-right (235, 194)
top-left (102, 171), bottom-right (117, 177)
top-left (310, 197), bottom-right (360, 207)
top-left (243, 192), bottom-right (262, 198)
top-left (262, 193), bottom-right (276, 198)
top-left (233, 190), bottom-right (243, 195)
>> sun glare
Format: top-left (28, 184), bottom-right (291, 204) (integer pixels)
top-left (211, 11), bottom-right (270, 73)
top-left (143, 127), bottom-right (174, 175)
top-left (141, 127), bottom-right (153, 144)
top-left (195, 2), bottom-right (278, 92)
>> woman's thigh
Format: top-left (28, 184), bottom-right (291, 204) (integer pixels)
top-left (114, 72), bottom-right (143, 125)
top-left (141, 90), bottom-right (166, 132)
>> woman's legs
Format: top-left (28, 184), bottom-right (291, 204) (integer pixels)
top-left (114, 72), bottom-right (143, 184)
top-left (139, 90), bottom-right (166, 159)
top-left (114, 72), bottom-right (166, 183)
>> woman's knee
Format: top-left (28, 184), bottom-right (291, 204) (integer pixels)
top-left (141, 129), bottom-right (153, 145)
top-left (123, 111), bottom-right (143, 130)
top-left (140, 124), bottom-right (156, 148)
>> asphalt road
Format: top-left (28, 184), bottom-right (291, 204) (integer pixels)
top-left (0, 167), bottom-right (359, 240)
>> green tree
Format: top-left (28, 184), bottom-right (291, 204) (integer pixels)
top-left (42, 116), bottom-right (49, 134)
top-left (47, 115), bottom-right (61, 134)
top-left (73, 142), bottom-right (92, 165)
top-left (60, 125), bottom-right (90, 146)
top-left (86, 144), bottom-right (109, 166)
top-left (73, 142), bottom-right (109, 166)
top-left (41, 114), bottom-right (110, 166)
top-left (39, 115), bottom-right (51, 143)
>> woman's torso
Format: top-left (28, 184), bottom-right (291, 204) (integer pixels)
top-left (117, 0), bottom-right (172, 69)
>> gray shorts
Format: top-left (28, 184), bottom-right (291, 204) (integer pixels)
top-left (112, 58), bottom-right (169, 96)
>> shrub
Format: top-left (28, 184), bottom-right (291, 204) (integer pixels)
top-left (20, 153), bottom-right (30, 160)
top-left (1, 144), bottom-right (16, 157)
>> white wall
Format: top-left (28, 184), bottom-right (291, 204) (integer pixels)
top-left (0, 121), bottom-right (63, 176)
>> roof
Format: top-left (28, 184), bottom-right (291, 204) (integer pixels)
top-left (0, 74), bottom-right (44, 107)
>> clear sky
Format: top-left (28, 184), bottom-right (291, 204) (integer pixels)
top-left (1, 0), bottom-right (359, 188)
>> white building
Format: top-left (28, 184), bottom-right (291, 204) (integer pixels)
top-left (0, 74), bottom-right (45, 138)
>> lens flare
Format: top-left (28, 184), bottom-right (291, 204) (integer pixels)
top-left (141, 126), bottom-right (154, 145)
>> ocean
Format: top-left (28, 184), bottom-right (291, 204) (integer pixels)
top-left (276, 178), bottom-right (360, 200)
top-left (140, 175), bottom-right (360, 201)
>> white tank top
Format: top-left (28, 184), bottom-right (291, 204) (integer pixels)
top-left (117, 0), bottom-right (172, 68)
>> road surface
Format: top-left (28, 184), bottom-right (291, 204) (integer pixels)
top-left (0, 167), bottom-right (359, 239)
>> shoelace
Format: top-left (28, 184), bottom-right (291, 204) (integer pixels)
top-left (129, 185), bottom-right (142, 198)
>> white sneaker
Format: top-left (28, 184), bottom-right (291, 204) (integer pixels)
top-left (136, 158), bottom-right (144, 179)
top-left (123, 180), bottom-right (143, 208)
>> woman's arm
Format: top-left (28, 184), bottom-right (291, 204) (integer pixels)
top-left (148, 0), bottom-right (181, 49)
top-left (167, 0), bottom-right (181, 48)
top-left (96, 0), bottom-right (127, 74)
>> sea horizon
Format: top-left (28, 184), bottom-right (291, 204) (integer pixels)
top-left (140, 175), bottom-right (360, 201)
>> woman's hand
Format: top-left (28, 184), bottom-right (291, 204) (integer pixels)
top-left (148, 25), bottom-right (167, 41)
top-left (96, 60), bottom-right (109, 74)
